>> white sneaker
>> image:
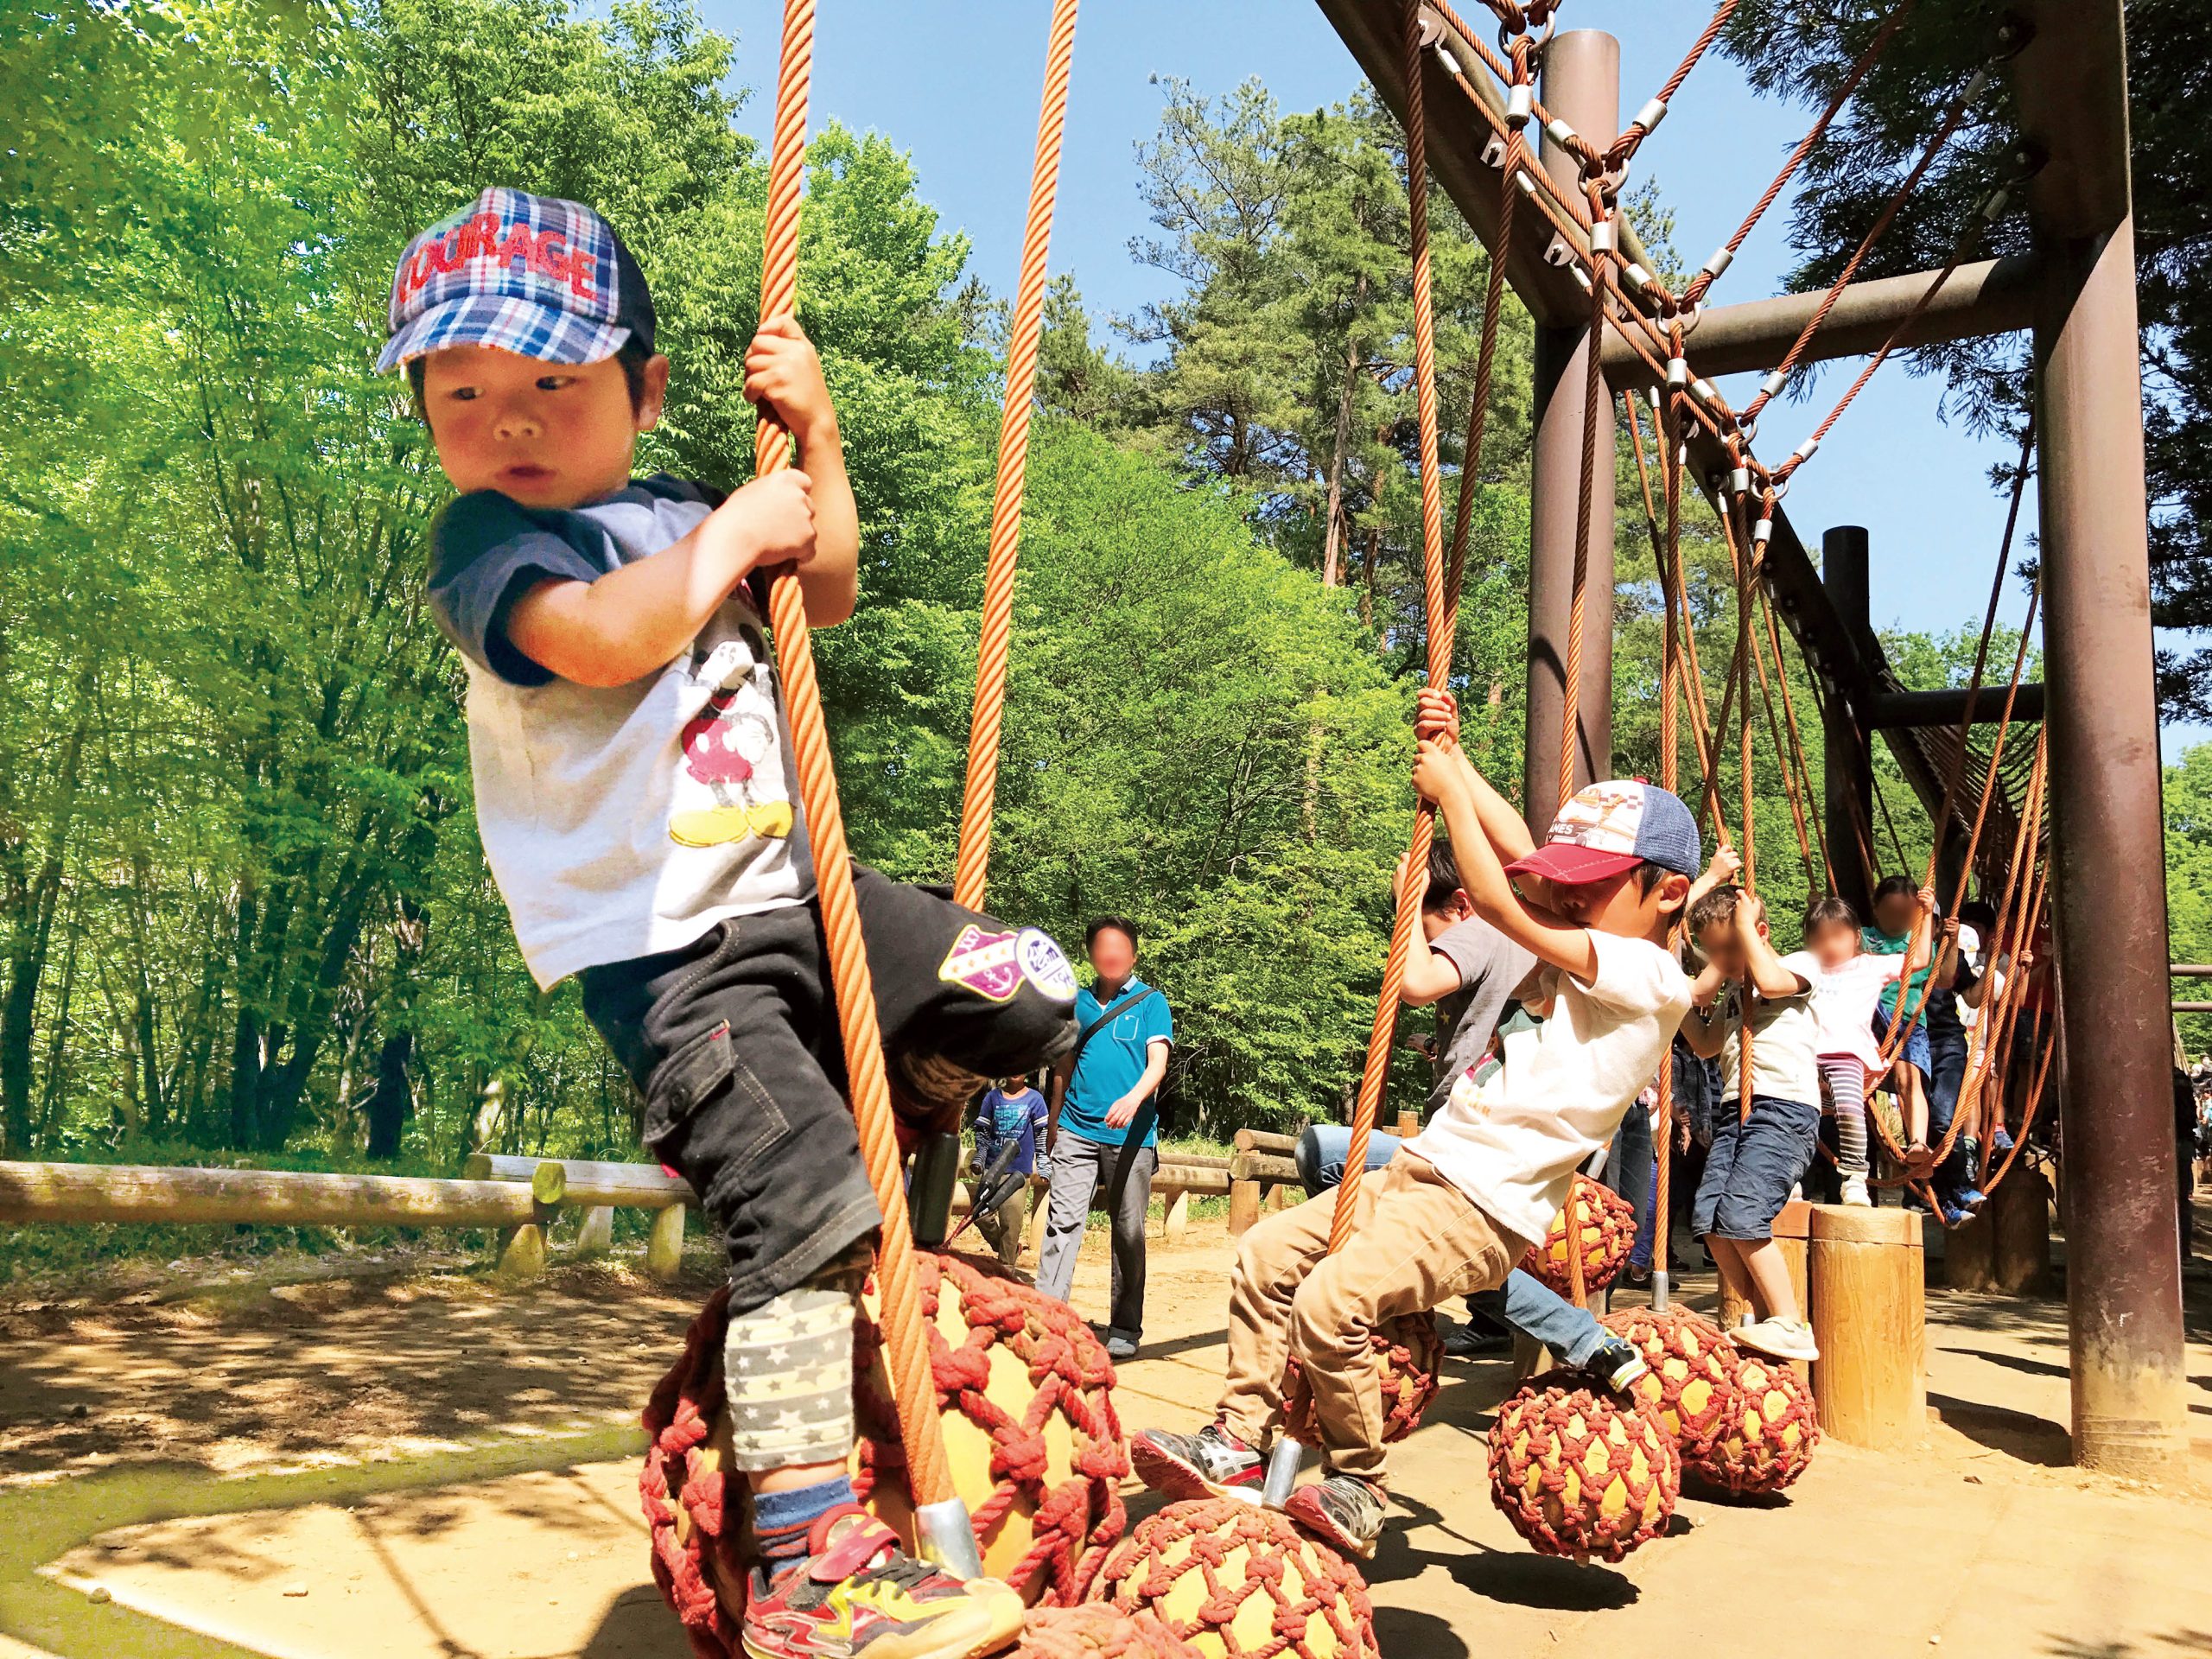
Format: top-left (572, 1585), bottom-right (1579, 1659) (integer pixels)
top-left (1733, 1317), bottom-right (1820, 1363)
top-left (1840, 1173), bottom-right (1872, 1206)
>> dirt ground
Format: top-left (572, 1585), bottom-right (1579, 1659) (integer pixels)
top-left (2, 1211), bottom-right (2209, 1659)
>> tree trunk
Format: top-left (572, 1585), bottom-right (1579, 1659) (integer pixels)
top-left (226, 882), bottom-right (263, 1149)
top-left (0, 683), bottom-right (92, 1154)
top-left (1319, 276), bottom-right (1368, 588)
top-left (1358, 527), bottom-right (1381, 630)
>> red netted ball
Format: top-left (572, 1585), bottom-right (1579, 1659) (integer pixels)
top-left (1518, 1174), bottom-right (1637, 1297)
top-left (1282, 1310), bottom-right (1442, 1446)
top-left (1685, 1351), bottom-right (1820, 1497)
top-left (639, 1252), bottom-right (1130, 1656)
top-left (1487, 1370), bottom-right (1681, 1562)
top-left (1091, 1497), bottom-right (1377, 1659)
top-left (1597, 1304), bottom-right (1743, 1461)
top-left (1014, 1604), bottom-right (1203, 1658)
top-left (853, 1252), bottom-right (1129, 1605)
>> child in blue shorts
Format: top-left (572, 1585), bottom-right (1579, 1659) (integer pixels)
top-left (1681, 886), bottom-right (1822, 1363)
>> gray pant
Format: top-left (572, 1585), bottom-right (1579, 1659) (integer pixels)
top-left (1037, 1135), bottom-right (1156, 1341)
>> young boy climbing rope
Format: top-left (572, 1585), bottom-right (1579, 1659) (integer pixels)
top-left (1282, 839), bottom-right (1652, 1389)
top-left (1128, 688), bottom-right (1699, 1558)
top-left (384, 188), bottom-right (1075, 1659)
top-left (1680, 885), bottom-right (1838, 1363)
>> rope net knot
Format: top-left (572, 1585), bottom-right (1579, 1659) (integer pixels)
top-left (1519, 1173), bottom-right (1637, 1297)
top-left (1684, 1351), bottom-right (1821, 1497)
top-left (1486, 1370), bottom-right (1681, 1563)
top-left (639, 1253), bottom-right (1131, 1653)
top-left (1014, 1604), bottom-right (1205, 1658)
top-left (1093, 1496), bottom-right (1378, 1659)
top-left (1597, 1303), bottom-right (1744, 1461)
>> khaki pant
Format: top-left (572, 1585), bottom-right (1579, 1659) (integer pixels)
top-left (1219, 1154), bottom-right (1518, 1483)
top-left (972, 1182), bottom-right (1031, 1268)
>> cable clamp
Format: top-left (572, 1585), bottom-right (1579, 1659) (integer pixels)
top-left (1665, 354), bottom-right (1689, 391)
top-left (1980, 185), bottom-right (2012, 221)
top-left (1589, 219), bottom-right (1616, 255)
top-left (1729, 465), bottom-right (1751, 497)
top-left (1513, 168), bottom-right (1541, 198)
top-left (1791, 435), bottom-right (1821, 467)
top-left (1632, 96), bottom-right (1669, 136)
top-left (1569, 263), bottom-right (1593, 292)
top-left (1961, 67), bottom-right (1991, 104)
top-left (1760, 368), bottom-right (1789, 402)
top-left (1700, 245), bottom-right (1735, 282)
top-left (1691, 377), bottom-right (1719, 407)
top-left (1753, 513), bottom-right (1775, 547)
top-left (1506, 82), bottom-right (1534, 128)
top-left (1623, 261), bottom-right (1654, 293)
top-left (1544, 116), bottom-right (1578, 151)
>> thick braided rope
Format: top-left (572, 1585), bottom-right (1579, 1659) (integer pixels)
top-left (1098, 1498), bottom-right (1377, 1659)
top-left (753, 0), bottom-right (952, 1511)
top-left (951, 0), bottom-right (1081, 912)
top-left (1758, 591), bottom-right (1834, 892)
top-left (1015, 1605), bottom-right (1203, 1659)
top-left (850, 1253), bottom-right (1130, 1606)
top-left (1326, 0), bottom-right (1458, 1255)
top-left (641, 1284), bottom-right (743, 1656)
top-left (1726, 493), bottom-right (1758, 1123)
top-left (1652, 389), bottom-right (1681, 1268)
top-left (1554, 184), bottom-right (1613, 817)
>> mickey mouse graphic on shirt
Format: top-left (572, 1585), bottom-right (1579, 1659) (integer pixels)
top-left (669, 638), bottom-right (795, 849)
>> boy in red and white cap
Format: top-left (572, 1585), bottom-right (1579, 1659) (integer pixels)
top-left (1130, 689), bottom-right (1702, 1557)
top-left (384, 188), bottom-right (1073, 1659)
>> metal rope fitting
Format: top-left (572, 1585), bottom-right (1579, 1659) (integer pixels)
top-left (1544, 115), bottom-right (1578, 151)
top-left (1729, 465), bottom-right (1752, 497)
top-left (1700, 245), bottom-right (1734, 282)
top-left (1791, 435), bottom-right (1821, 467)
top-left (1623, 261), bottom-right (1654, 293)
top-left (1632, 96), bottom-right (1669, 136)
top-left (1760, 368), bottom-right (1789, 402)
top-left (1589, 219), bottom-right (1615, 255)
top-left (1753, 514), bottom-right (1776, 547)
top-left (1692, 377), bottom-right (1719, 407)
top-left (1666, 355), bottom-right (1689, 390)
top-left (1506, 82), bottom-right (1534, 127)
top-left (914, 1497), bottom-right (986, 1581)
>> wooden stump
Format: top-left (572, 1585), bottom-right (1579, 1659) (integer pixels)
top-left (1395, 1109), bottom-right (1421, 1140)
top-left (575, 1205), bottom-right (614, 1257)
top-left (1990, 1162), bottom-right (2053, 1294)
top-left (1808, 1203), bottom-right (1926, 1450)
top-left (1160, 1185), bottom-right (1189, 1243)
top-left (1719, 1200), bottom-right (1810, 1377)
top-left (645, 1203), bottom-right (685, 1281)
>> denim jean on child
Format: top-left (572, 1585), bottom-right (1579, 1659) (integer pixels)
top-left (1293, 1124), bottom-right (1611, 1368)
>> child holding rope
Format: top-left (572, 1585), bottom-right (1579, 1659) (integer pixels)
top-left (1128, 689), bottom-right (1698, 1558)
top-left (1681, 887), bottom-right (1827, 1362)
top-left (385, 188), bottom-right (1074, 1659)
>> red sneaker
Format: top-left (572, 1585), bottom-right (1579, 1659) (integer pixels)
top-left (1129, 1421), bottom-right (1263, 1503)
top-left (741, 1506), bottom-right (1024, 1659)
top-left (1283, 1473), bottom-right (1388, 1559)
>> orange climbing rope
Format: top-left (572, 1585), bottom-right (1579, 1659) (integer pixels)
top-left (1328, 0), bottom-right (1470, 1254)
top-left (952, 0), bottom-right (1081, 912)
top-left (751, 0), bottom-right (954, 1516)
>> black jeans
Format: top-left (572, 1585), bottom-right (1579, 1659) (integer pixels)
top-left (580, 868), bottom-right (1077, 1314)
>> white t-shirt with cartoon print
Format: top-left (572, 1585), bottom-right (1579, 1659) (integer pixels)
top-left (1402, 930), bottom-right (1695, 1248)
top-left (427, 476), bottom-right (814, 988)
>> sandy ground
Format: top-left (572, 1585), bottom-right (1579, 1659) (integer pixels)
top-left (2, 1212), bottom-right (2209, 1659)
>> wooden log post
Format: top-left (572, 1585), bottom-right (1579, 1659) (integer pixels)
top-left (1808, 1203), bottom-right (1926, 1450)
top-left (1946, 1205), bottom-right (1999, 1291)
top-left (1992, 1162), bottom-right (2055, 1294)
top-left (575, 1205), bottom-right (614, 1257)
top-left (1395, 1109), bottom-right (1420, 1140)
top-left (0, 1160), bottom-right (537, 1229)
top-left (1719, 1199), bottom-right (1812, 1375)
top-left (1160, 1185), bottom-right (1189, 1243)
top-left (645, 1202), bottom-right (686, 1280)
top-left (1227, 1147), bottom-right (1301, 1238)
top-left (1228, 1179), bottom-right (1262, 1238)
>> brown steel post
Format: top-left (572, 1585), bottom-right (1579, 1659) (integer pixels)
top-left (1522, 30), bottom-right (1618, 833)
top-left (2019, 0), bottom-right (2186, 1471)
top-left (1821, 527), bottom-right (1876, 917)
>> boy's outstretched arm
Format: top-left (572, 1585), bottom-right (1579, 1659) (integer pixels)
top-left (1414, 738), bottom-right (1599, 985)
top-left (506, 469), bottom-right (818, 687)
top-left (1414, 689), bottom-right (1537, 867)
top-left (747, 315), bottom-right (859, 627)
top-left (1735, 893), bottom-right (1811, 1000)
top-left (1684, 844), bottom-right (1741, 913)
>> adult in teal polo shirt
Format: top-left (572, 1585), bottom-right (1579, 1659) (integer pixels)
top-left (1038, 917), bottom-right (1173, 1358)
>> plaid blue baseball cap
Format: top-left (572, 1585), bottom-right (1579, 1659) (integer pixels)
top-left (377, 188), bottom-right (655, 374)
top-left (1507, 779), bottom-right (1702, 886)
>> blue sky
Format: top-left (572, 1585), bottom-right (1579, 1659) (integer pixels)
top-left (700, 0), bottom-right (2195, 760)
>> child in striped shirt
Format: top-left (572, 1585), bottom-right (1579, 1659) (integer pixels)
top-left (1804, 892), bottom-right (1931, 1205)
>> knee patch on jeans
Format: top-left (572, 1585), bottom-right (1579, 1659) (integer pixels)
top-left (722, 1243), bottom-right (869, 1471)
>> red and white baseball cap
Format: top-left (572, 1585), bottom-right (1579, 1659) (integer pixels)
top-left (1506, 779), bottom-right (1701, 887)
